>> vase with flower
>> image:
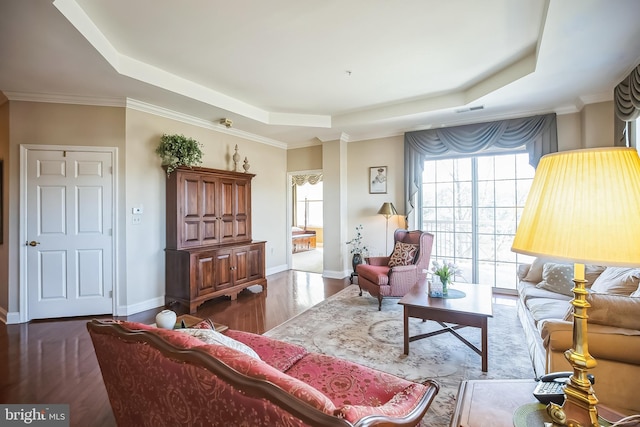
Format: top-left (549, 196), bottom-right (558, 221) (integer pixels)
top-left (431, 259), bottom-right (462, 296)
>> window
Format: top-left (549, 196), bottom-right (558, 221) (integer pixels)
top-left (295, 182), bottom-right (323, 228)
top-left (422, 152), bottom-right (535, 291)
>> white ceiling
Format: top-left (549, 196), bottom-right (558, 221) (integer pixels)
top-left (1, 0), bottom-right (640, 148)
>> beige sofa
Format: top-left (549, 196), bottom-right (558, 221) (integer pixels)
top-left (516, 259), bottom-right (640, 414)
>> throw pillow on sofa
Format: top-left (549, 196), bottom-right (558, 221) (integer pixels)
top-left (537, 263), bottom-right (574, 296)
top-left (523, 257), bottom-right (551, 283)
top-left (524, 259), bottom-right (604, 286)
top-left (590, 267), bottom-right (640, 295)
top-left (177, 328), bottom-right (261, 359)
top-left (565, 293), bottom-right (640, 330)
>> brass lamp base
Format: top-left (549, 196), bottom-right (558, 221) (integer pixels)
top-left (547, 384), bottom-right (599, 427)
top-left (547, 269), bottom-right (599, 427)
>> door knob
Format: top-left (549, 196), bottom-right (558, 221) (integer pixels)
top-left (27, 241), bottom-right (40, 247)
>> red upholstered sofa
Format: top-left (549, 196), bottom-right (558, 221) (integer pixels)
top-left (87, 320), bottom-right (439, 426)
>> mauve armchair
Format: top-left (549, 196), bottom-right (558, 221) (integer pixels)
top-left (356, 230), bottom-right (434, 310)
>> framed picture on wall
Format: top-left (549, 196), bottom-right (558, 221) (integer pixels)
top-left (369, 166), bottom-right (387, 194)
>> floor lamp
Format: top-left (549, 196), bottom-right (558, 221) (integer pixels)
top-left (511, 148), bottom-right (640, 427)
top-left (378, 202), bottom-right (397, 254)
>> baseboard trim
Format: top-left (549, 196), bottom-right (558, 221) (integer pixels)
top-left (0, 307), bottom-right (22, 325)
top-left (267, 264), bottom-right (288, 276)
top-left (322, 269), bottom-right (348, 279)
top-left (117, 296), bottom-right (165, 317)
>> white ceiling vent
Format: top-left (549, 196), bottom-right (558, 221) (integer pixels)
top-left (455, 105), bottom-right (485, 113)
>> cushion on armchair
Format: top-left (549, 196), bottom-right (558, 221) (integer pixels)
top-left (388, 242), bottom-right (418, 267)
top-left (357, 264), bottom-right (390, 286)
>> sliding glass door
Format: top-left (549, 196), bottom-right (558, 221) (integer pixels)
top-left (422, 152), bottom-right (535, 291)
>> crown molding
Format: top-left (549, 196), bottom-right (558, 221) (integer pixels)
top-left (126, 99), bottom-right (288, 149)
top-left (579, 92), bottom-right (613, 105)
top-left (3, 91), bottom-right (124, 107)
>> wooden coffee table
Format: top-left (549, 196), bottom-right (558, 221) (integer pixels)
top-left (399, 280), bottom-right (493, 371)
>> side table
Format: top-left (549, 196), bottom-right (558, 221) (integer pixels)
top-left (450, 379), bottom-right (633, 427)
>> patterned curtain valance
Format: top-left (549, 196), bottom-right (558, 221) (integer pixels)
top-left (614, 63), bottom-right (640, 122)
top-left (291, 174), bottom-right (323, 186)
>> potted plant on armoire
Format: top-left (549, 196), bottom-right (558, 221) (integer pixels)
top-left (155, 133), bottom-right (204, 176)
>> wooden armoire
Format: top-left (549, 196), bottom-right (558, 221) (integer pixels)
top-left (164, 166), bottom-right (266, 314)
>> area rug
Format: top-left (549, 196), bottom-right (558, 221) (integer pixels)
top-left (264, 285), bottom-right (535, 427)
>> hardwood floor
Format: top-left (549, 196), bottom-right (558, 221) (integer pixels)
top-left (0, 270), bottom-right (351, 427)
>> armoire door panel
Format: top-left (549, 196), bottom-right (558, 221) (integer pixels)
top-left (201, 178), bottom-right (217, 218)
top-left (214, 251), bottom-right (232, 290)
top-left (182, 177), bottom-right (200, 218)
top-left (183, 221), bottom-right (200, 244)
top-left (235, 218), bottom-right (248, 239)
top-left (234, 250), bottom-right (248, 284)
top-left (220, 219), bottom-right (234, 239)
top-left (219, 180), bottom-right (235, 217)
top-left (202, 220), bottom-right (218, 243)
top-left (196, 254), bottom-right (215, 295)
top-left (235, 181), bottom-right (249, 216)
top-left (247, 246), bottom-right (264, 280)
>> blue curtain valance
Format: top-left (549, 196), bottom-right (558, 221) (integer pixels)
top-left (404, 113), bottom-right (558, 217)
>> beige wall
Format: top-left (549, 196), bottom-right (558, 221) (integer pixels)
top-left (557, 101), bottom-right (615, 150)
top-left (287, 145), bottom-right (322, 171)
top-left (347, 135), bottom-right (405, 257)
top-left (582, 101), bottom-right (615, 148)
top-left (557, 112), bottom-right (583, 151)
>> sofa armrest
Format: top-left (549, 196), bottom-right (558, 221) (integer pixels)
top-left (517, 263), bottom-right (531, 281)
top-left (540, 319), bottom-right (640, 365)
top-left (365, 256), bottom-right (390, 266)
top-left (335, 380), bottom-right (440, 425)
top-left (389, 264), bottom-right (417, 273)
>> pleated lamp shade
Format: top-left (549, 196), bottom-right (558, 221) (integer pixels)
top-left (511, 147), bottom-right (640, 266)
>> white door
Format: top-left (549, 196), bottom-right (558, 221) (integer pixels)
top-left (26, 149), bottom-right (114, 319)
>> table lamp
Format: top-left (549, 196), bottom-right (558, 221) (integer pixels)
top-left (378, 202), bottom-right (398, 253)
top-left (511, 147), bottom-right (640, 426)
